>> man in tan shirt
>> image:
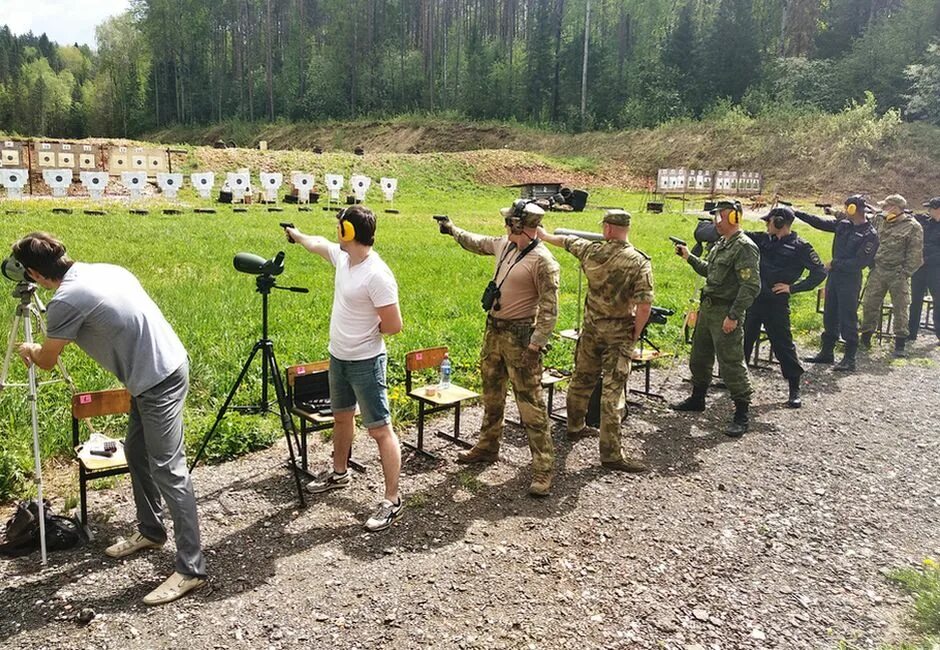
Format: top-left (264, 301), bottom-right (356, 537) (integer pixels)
top-left (437, 202), bottom-right (560, 495)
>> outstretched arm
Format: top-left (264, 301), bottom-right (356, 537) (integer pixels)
top-left (286, 227), bottom-right (333, 262)
top-left (793, 210), bottom-right (838, 233)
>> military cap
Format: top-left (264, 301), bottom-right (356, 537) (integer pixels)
top-left (878, 194), bottom-right (907, 210)
top-left (923, 197), bottom-right (940, 209)
top-left (601, 209), bottom-right (631, 227)
top-left (500, 201), bottom-right (545, 227)
top-left (708, 199), bottom-right (739, 215)
top-left (760, 206), bottom-right (795, 224)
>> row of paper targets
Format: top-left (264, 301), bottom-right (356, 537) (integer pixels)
top-left (0, 141), bottom-right (169, 174)
top-left (0, 169), bottom-right (399, 202)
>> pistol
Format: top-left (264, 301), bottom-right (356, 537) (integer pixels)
top-left (280, 222), bottom-right (295, 243)
top-left (669, 236), bottom-right (687, 247)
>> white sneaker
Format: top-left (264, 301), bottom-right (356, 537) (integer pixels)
top-left (142, 571), bottom-right (206, 606)
top-left (104, 532), bottom-right (164, 558)
top-left (364, 498), bottom-right (404, 532)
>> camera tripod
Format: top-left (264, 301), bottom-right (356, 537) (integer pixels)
top-left (189, 273), bottom-right (309, 506)
top-left (1, 282), bottom-right (73, 392)
top-left (1, 282), bottom-right (76, 566)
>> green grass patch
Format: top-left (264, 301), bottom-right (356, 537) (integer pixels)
top-left (0, 182), bottom-right (836, 501)
top-left (887, 559), bottom-right (940, 646)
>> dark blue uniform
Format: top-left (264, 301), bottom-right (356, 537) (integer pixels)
top-left (794, 211), bottom-right (879, 348)
top-left (743, 231), bottom-right (827, 379)
top-left (909, 213), bottom-right (940, 340)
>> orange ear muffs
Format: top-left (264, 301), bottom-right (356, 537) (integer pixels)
top-left (338, 210), bottom-right (356, 242)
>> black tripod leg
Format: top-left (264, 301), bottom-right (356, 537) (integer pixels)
top-left (265, 345), bottom-right (306, 507)
top-left (189, 341), bottom-right (264, 471)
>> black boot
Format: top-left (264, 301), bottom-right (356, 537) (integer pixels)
top-left (726, 401), bottom-right (749, 437)
top-left (860, 331), bottom-right (873, 350)
top-left (833, 343), bottom-right (857, 372)
top-left (787, 377), bottom-right (802, 409)
top-left (804, 339), bottom-right (835, 364)
top-left (893, 337), bottom-right (907, 358)
top-left (672, 386), bottom-right (707, 412)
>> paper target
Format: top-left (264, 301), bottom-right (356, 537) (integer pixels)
top-left (43, 169), bottom-right (72, 197)
top-left (1, 168), bottom-right (28, 198)
top-left (226, 172), bottom-right (251, 201)
top-left (157, 173), bottom-right (184, 199)
top-left (191, 172), bottom-right (215, 198)
top-left (350, 175), bottom-right (371, 201)
top-left (380, 177), bottom-right (397, 202)
top-left (292, 173), bottom-right (314, 203)
top-left (121, 171), bottom-right (148, 199)
top-left (80, 171), bottom-right (109, 199)
top-left (324, 174), bottom-right (344, 201)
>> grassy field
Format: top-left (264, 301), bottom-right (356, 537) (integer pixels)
top-left (0, 178), bottom-right (837, 501)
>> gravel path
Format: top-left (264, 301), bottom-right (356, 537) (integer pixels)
top-left (2, 339), bottom-right (939, 650)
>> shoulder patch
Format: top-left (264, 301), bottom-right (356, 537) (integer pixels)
top-left (739, 268), bottom-right (753, 281)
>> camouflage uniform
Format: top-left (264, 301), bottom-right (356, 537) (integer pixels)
top-left (450, 226), bottom-right (560, 473)
top-left (861, 213), bottom-right (924, 339)
top-left (562, 234), bottom-right (653, 463)
top-left (687, 231), bottom-right (761, 402)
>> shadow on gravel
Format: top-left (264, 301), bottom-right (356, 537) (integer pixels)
top-left (148, 421), bottom-right (595, 606)
top-left (0, 514), bottom-right (181, 642)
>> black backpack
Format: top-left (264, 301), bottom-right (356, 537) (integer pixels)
top-left (0, 500), bottom-right (87, 557)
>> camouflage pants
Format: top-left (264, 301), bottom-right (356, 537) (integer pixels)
top-left (689, 298), bottom-right (752, 403)
top-left (476, 321), bottom-right (554, 473)
top-left (861, 269), bottom-right (912, 338)
top-left (566, 323), bottom-right (634, 463)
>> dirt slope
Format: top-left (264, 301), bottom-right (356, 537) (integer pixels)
top-left (145, 116), bottom-right (940, 201)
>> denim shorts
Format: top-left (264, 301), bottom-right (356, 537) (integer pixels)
top-left (329, 353), bottom-right (391, 429)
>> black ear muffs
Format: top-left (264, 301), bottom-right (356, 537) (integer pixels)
top-left (772, 214), bottom-right (786, 229)
top-left (338, 209), bottom-right (356, 242)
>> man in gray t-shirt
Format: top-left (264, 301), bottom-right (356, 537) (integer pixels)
top-left (13, 232), bottom-right (206, 606)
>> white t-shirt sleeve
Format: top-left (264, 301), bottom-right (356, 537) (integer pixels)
top-left (368, 266), bottom-right (399, 308)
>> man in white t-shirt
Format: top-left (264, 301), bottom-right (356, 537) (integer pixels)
top-left (284, 206), bottom-right (404, 532)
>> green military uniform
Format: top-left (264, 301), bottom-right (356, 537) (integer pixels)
top-left (562, 220), bottom-right (653, 464)
top-left (450, 225), bottom-right (560, 475)
top-left (687, 230), bottom-right (761, 402)
top-left (861, 212), bottom-right (924, 340)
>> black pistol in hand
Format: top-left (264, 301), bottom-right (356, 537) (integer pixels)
top-left (669, 236), bottom-right (687, 256)
top-left (280, 222), bottom-right (295, 243)
top-left (433, 215), bottom-right (452, 235)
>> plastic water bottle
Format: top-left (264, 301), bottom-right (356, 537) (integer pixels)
top-left (439, 354), bottom-right (452, 391)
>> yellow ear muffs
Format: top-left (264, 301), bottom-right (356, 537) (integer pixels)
top-left (726, 202), bottom-right (742, 225)
top-left (338, 211), bottom-right (356, 242)
top-left (846, 203), bottom-right (858, 216)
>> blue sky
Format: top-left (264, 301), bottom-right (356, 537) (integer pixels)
top-left (1, 0), bottom-right (130, 48)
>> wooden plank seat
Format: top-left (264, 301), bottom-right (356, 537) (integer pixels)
top-left (72, 388), bottom-right (131, 526)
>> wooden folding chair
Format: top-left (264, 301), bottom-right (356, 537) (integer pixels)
top-left (285, 362), bottom-right (366, 475)
top-left (402, 347), bottom-right (479, 460)
top-left (72, 388), bottom-right (131, 526)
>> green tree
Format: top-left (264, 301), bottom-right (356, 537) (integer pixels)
top-left (96, 12), bottom-right (151, 136)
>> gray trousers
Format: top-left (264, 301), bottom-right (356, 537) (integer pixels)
top-left (125, 362), bottom-right (206, 577)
